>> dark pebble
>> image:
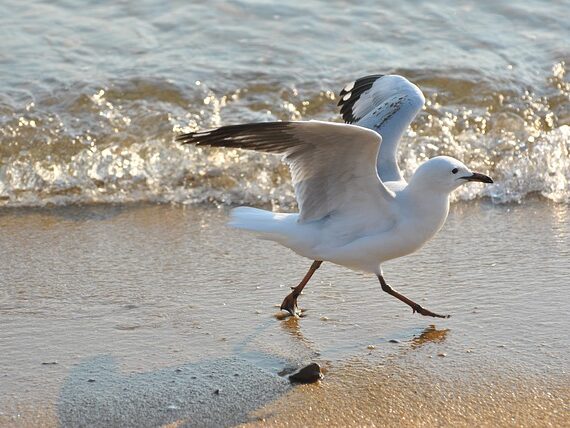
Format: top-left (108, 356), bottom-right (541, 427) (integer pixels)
top-left (389, 339), bottom-right (401, 344)
top-left (289, 363), bottom-right (323, 384)
top-left (41, 361), bottom-right (58, 365)
top-left (87, 378), bottom-right (96, 383)
top-left (214, 389), bottom-right (220, 395)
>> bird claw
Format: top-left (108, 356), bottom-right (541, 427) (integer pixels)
top-left (280, 292), bottom-right (300, 317)
top-left (413, 305), bottom-right (450, 319)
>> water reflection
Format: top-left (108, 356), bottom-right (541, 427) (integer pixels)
top-left (279, 314), bottom-right (321, 357)
top-left (410, 325), bottom-right (449, 349)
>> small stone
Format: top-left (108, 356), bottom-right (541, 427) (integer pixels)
top-left (389, 339), bottom-right (400, 344)
top-left (289, 363), bottom-right (323, 384)
top-left (41, 361), bottom-right (58, 365)
top-left (367, 345), bottom-right (376, 350)
top-left (437, 352), bottom-right (447, 357)
top-left (175, 368), bottom-right (182, 373)
top-left (167, 405), bottom-right (179, 410)
top-left (214, 389), bottom-right (220, 395)
top-left (87, 378), bottom-right (96, 382)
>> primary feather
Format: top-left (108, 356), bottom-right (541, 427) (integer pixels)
top-left (177, 120), bottom-right (395, 224)
top-left (338, 74), bottom-right (425, 183)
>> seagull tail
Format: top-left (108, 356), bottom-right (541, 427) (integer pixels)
top-left (228, 207), bottom-right (299, 243)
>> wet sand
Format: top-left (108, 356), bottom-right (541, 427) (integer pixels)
top-left (0, 201), bottom-right (568, 427)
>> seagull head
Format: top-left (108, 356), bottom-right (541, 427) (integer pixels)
top-left (409, 156), bottom-right (493, 194)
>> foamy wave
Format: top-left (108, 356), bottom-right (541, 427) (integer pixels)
top-left (1, 65), bottom-right (569, 208)
top-left (0, 125), bottom-right (567, 208)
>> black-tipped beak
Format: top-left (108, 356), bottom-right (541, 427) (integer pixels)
top-left (461, 172), bottom-right (494, 184)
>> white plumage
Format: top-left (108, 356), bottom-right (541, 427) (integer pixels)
top-left (177, 74), bottom-right (493, 318)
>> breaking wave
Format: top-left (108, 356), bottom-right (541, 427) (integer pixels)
top-left (0, 62), bottom-right (569, 208)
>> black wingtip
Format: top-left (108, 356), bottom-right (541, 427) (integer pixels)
top-left (176, 128), bottom-right (220, 145)
top-left (175, 133), bottom-right (194, 145)
top-left (173, 121), bottom-right (298, 153)
top-left (337, 74), bottom-right (385, 123)
top-left (336, 95), bottom-right (346, 107)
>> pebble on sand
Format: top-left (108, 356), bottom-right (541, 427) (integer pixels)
top-left (289, 363), bottom-right (323, 384)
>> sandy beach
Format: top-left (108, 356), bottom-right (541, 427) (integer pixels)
top-left (0, 201), bottom-right (568, 427)
top-left (1, 0), bottom-right (569, 426)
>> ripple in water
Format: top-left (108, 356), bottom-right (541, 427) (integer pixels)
top-left (1, 62), bottom-right (568, 207)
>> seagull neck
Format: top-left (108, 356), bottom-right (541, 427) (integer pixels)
top-left (406, 173), bottom-right (447, 196)
top-left (400, 182), bottom-right (451, 244)
top-left (402, 180), bottom-right (451, 214)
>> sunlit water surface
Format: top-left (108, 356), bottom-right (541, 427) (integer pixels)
top-left (0, 202), bottom-right (568, 425)
top-left (0, 0), bottom-right (569, 207)
top-left (0, 0), bottom-right (569, 425)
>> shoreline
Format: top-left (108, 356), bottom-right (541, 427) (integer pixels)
top-left (1, 201), bottom-right (568, 426)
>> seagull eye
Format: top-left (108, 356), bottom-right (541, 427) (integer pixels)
top-left (452, 168), bottom-right (458, 174)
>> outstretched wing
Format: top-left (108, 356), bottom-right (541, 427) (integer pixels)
top-left (177, 121), bottom-right (396, 224)
top-left (338, 74), bottom-right (425, 183)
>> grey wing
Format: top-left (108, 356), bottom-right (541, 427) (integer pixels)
top-left (338, 74), bottom-right (425, 182)
top-left (176, 120), bottom-right (396, 224)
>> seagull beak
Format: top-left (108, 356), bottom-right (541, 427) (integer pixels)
top-left (461, 172), bottom-right (494, 184)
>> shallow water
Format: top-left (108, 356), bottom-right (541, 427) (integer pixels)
top-left (0, 1), bottom-right (569, 425)
top-left (1, 0), bottom-right (569, 207)
top-left (0, 202), bottom-right (568, 425)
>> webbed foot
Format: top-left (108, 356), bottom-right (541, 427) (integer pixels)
top-left (280, 292), bottom-right (300, 317)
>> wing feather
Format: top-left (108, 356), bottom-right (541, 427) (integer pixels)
top-left (338, 74), bottom-right (425, 182)
top-left (177, 121), bottom-right (396, 224)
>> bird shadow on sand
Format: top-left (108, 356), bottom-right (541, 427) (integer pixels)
top-left (56, 318), bottom-right (449, 427)
top-left (57, 354), bottom-right (291, 428)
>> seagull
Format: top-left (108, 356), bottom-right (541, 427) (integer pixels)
top-left (176, 74), bottom-right (493, 318)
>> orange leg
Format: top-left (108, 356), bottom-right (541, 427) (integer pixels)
top-left (378, 275), bottom-right (450, 319)
top-left (280, 261), bottom-right (323, 316)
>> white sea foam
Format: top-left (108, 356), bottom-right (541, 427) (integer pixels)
top-left (0, 66), bottom-right (568, 207)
